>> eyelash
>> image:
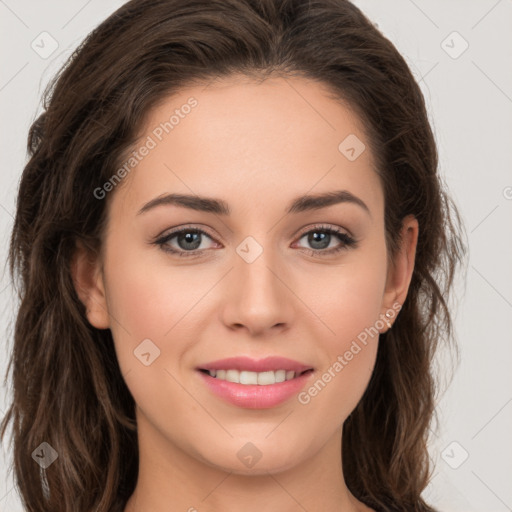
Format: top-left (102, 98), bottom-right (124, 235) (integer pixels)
top-left (153, 224), bottom-right (358, 259)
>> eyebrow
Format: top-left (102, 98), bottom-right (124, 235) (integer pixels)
top-left (137, 189), bottom-right (371, 217)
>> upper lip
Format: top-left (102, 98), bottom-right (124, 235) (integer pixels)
top-left (197, 356), bottom-right (314, 374)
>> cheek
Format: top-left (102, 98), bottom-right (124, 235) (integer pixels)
top-left (299, 248), bottom-right (386, 419)
top-left (315, 247), bottom-right (387, 348)
top-left (104, 242), bottom-right (210, 338)
top-left (102, 240), bottom-right (215, 381)
top-left (102, 246), bottom-right (211, 423)
top-left (299, 306), bottom-right (380, 428)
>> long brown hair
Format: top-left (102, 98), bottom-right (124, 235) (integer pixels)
top-left (1, 0), bottom-right (468, 510)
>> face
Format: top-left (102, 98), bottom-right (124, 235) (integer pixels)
top-left (75, 74), bottom-right (417, 476)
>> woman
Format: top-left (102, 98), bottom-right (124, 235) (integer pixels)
top-left (0, 0), bottom-right (467, 511)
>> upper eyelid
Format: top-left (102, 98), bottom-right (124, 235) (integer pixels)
top-left (161, 224), bottom-right (216, 241)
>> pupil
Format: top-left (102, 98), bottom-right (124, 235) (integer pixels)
top-left (309, 231), bottom-right (329, 249)
top-left (179, 231), bottom-right (201, 250)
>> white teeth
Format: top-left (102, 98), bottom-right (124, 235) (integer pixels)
top-left (225, 369), bottom-right (239, 383)
top-left (275, 370), bottom-right (286, 383)
top-left (239, 371), bottom-right (258, 385)
top-left (206, 369), bottom-right (298, 385)
top-left (257, 371), bottom-right (275, 385)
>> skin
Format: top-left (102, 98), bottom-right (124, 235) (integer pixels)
top-left (72, 74), bottom-right (418, 512)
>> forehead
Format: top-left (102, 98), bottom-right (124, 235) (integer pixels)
top-left (110, 74), bottom-right (383, 220)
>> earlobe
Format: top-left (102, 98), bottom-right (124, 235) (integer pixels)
top-left (380, 214), bottom-right (419, 331)
top-left (70, 240), bottom-right (110, 329)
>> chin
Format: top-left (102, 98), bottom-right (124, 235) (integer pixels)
top-left (194, 438), bottom-right (310, 476)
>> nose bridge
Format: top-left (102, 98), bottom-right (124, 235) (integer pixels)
top-left (223, 233), bottom-right (293, 333)
top-left (236, 234), bottom-right (284, 303)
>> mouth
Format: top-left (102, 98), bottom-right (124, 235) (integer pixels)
top-left (195, 356), bottom-right (315, 409)
top-left (198, 368), bottom-right (314, 385)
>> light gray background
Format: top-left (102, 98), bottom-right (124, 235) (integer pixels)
top-left (1, 1), bottom-right (511, 511)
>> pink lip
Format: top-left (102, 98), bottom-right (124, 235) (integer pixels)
top-left (197, 356), bottom-right (313, 374)
top-left (196, 356), bottom-right (315, 409)
top-left (198, 371), bottom-right (314, 409)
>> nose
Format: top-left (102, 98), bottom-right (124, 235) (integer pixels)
top-left (220, 242), bottom-right (295, 337)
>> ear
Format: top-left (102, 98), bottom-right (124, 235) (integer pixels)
top-left (70, 240), bottom-right (110, 329)
top-left (379, 214), bottom-right (419, 332)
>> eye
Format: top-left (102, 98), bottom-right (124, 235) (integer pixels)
top-left (153, 223), bottom-right (358, 258)
top-left (154, 226), bottom-right (218, 258)
top-left (293, 224), bottom-right (358, 257)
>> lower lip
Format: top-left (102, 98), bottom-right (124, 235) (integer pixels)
top-left (197, 370), bottom-right (314, 409)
